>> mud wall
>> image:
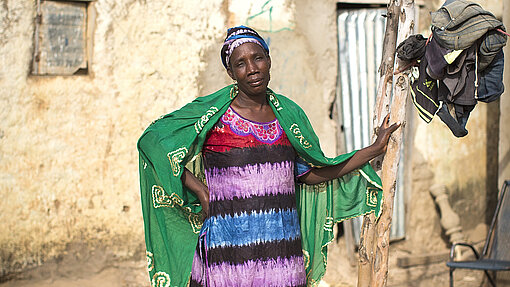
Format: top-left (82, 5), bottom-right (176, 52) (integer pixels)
top-left (0, 0), bottom-right (339, 277)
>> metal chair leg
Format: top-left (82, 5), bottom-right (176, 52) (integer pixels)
top-left (450, 267), bottom-right (454, 287)
top-left (484, 270), bottom-right (496, 287)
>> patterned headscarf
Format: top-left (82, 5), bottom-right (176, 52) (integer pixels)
top-left (221, 25), bottom-right (270, 69)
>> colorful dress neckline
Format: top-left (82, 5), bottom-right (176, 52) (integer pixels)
top-left (221, 106), bottom-right (283, 144)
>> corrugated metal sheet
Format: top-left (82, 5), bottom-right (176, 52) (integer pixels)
top-left (336, 8), bottom-right (405, 242)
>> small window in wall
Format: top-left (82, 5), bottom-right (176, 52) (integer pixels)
top-left (32, 0), bottom-right (93, 75)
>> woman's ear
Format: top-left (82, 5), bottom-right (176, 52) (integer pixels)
top-left (226, 68), bottom-right (236, 81)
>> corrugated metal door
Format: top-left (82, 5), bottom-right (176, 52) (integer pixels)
top-left (337, 8), bottom-right (405, 242)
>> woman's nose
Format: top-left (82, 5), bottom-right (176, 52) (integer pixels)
top-left (246, 60), bottom-right (258, 74)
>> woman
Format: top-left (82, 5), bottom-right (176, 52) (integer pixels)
top-left (138, 26), bottom-right (399, 287)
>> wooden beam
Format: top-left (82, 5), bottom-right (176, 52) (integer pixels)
top-left (372, 1), bottom-right (415, 285)
top-left (358, 0), bottom-right (416, 286)
top-left (357, 0), bottom-right (400, 285)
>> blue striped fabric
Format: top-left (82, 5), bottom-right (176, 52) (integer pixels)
top-left (207, 208), bottom-right (301, 248)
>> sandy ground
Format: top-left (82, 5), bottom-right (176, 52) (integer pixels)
top-left (0, 233), bottom-right (503, 287)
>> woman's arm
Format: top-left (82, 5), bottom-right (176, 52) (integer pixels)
top-left (299, 114), bottom-right (400, 185)
top-left (181, 168), bottom-right (210, 219)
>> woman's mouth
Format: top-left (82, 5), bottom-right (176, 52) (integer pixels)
top-left (248, 79), bottom-right (263, 87)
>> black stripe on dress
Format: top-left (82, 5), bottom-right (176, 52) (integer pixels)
top-left (208, 192), bottom-right (297, 218)
top-left (203, 144), bottom-right (296, 169)
top-left (189, 278), bottom-right (202, 287)
top-left (206, 238), bottom-right (304, 266)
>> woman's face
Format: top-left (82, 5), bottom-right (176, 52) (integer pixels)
top-left (227, 42), bottom-right (271, 97)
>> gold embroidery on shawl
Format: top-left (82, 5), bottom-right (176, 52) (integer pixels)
top-left (152, 271), bottom-right (171, 287)
top-left (188, 213), bottom-right (203, 234)
top-left (146, 251), bottom-right (154, 272)
top-left (297, 156), bottom-right (324, 169)
top-left (366, 187), bottom-right (378, 207)
top-left (152, 185), bottom-right (184, 208)
top-left (302, 249), bottom-right (310, 270)
top-left (152, 185), bottom-right (202, 232)
top-left (167, 147), bottom-right (188, 176)
top-left (290, 123), bottom-right (312, 149)
top-left (312, 182), bottom-right (327, 193)
top-left (268, 92), bottom-right (283, 111)
top-left (358, 169), bottom-right (383, 189)
top-left (324, 216), bottom-right (334, 232)
top-left (194, 107), bottom-right (219, 134)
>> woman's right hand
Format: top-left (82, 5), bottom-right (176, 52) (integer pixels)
top-left (199, 193), bottom-right (210, 221)
top-left (181, 168), bottom-right (210, 221)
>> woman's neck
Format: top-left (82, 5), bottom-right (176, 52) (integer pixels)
top-left (231, 88), bottom-right (275, 122)
top-left (233, 89), bottom-right (268, 109)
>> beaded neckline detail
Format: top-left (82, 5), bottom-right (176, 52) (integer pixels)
top-left (221, 106), bottom-right (283, 144)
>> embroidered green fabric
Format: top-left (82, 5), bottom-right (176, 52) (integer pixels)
top-left (137, 84), bottom-right (383, 287)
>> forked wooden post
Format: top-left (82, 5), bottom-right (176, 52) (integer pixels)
top-left (357, 0), bottom-right (400, 285)
top-left (357, 0), bottom-right (415, 286)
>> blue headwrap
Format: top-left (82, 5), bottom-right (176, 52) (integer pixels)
top-left (221, 26), bottom-right (269, 69)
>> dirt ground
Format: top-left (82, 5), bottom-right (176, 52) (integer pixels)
top-left (0, 231), bottom-right (503, 287)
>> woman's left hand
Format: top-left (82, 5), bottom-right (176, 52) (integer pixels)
top-left (371, 114), bottom-right (401, 156)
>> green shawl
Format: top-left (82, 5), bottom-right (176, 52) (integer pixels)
top-left (137, 85), bottom-right (383, 287)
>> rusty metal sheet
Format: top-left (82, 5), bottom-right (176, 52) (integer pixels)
top-left (33, 1), bottom-right (87, 75)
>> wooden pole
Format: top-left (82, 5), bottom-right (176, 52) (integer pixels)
top-left (357, 0), bottom-right (415, 286)
top-left (371, 1), bottom-right (415, 285)
top-left (357, 0), bottom-right (400, 285)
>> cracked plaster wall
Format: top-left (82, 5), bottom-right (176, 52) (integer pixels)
top-left (0, 0), bottom-right (339, 276)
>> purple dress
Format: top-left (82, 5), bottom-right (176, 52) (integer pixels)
top-left (190, 106), bottom-right (308, 287)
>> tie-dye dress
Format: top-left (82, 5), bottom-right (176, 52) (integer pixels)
top-left (190, 106), bottom-right (309, 287)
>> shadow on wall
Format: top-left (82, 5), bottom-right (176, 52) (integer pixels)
top-left (197, 38), bottom-right (231, 97)
top-left (486, 99), bottom-right (500, 225)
